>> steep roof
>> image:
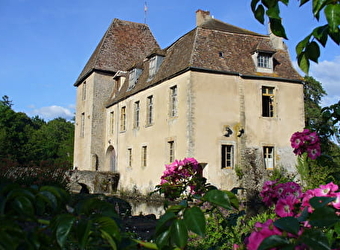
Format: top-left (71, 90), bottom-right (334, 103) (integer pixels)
top-left (74, 19), bottom-right (160, 86)
top-left (108, 17), bottom-right (302, 106)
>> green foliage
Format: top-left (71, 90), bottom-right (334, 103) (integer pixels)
top-left (0, 95), bottom-right (74, 167)
top-left (0, 159), bottom-right (70, 189)
top-left (0, 183), bottom-right (136, 250)
top-left (250, 0), bottom-right (340, 73)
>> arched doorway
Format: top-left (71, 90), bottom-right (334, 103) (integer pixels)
top-left (106, 146), bottom-right (116, 171)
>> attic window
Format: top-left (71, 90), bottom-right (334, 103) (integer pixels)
top-left (253, 51), bottom-right (274, 73)
top-left (148, 55), bottom-right (164, 80)
top-left (258, 53), bottom-right (271, 68)
top-left (128, 68), bottom-right (142, 91)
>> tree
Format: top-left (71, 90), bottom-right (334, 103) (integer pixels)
top-left (251, 0), bottom-right (340, 73)
top-left (303, 76), bottom-right (327, 128)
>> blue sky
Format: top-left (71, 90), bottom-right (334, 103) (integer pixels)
top-left (1, 0), bottom-right (339, 121)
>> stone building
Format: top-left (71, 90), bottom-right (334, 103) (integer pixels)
top-left (73, 10), bottom-right (304, 194)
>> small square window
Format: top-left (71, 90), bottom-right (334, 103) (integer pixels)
top-left (258, 53), bottom-right (271, 68)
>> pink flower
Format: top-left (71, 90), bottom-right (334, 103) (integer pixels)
top-left (331, 192), bottom-right (340, 209)
top-left (306, 144), bottom-right (321, 160)
top-left (275, 195), bottom-right (298, 217)
top-left (247, 219), bottom-right (282, 250)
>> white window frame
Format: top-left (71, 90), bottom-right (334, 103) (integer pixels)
top-left (146, 95), bottom-right (153, 126)
top-left (141, 145), bottom-right (147, 167)
top-left (120, 106), bottom-right (126, 131)
top-left (263, 146), bottom-right (274, 169)
top-left (170, 85), bottom-right (178, 117)
top-left (134, 101), bottom-right (140, 128)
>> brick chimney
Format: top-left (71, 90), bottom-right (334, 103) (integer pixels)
top-left (196, 9), bottom-right (212, 26)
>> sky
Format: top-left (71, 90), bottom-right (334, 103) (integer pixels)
top-left (1, 0), bottom-right (339, 121)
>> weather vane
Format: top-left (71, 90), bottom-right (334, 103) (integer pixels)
top-left (144, 2), bottom-right (148, 24)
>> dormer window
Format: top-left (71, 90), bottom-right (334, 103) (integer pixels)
top-left (252, 50), bottom-right (275, 73)
top-left (257, 53), bottom-right (271, 68)
top-left (148, 55), bottom-right (164, 80)
top-left (128, 68), bottom-right (142, 91)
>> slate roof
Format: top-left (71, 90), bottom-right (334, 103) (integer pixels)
top-left (107, 17), bottom-right (302, 106)
top-left (74, 19), bottom-right (160, 86)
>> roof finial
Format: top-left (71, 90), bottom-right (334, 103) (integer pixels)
top-left (144, 2), bottom-right (148, 24)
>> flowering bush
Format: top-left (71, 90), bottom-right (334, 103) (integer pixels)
top-left (155, 158), bottom-right (210, 200)
top-left (243, 180), bottom-right (340, 249)
top-left (290, 129), bottom-right (321, 160)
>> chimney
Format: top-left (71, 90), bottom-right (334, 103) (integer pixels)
top-left (268, 21), bottom-right (285, 50)
top-left (196, 9), bottom-right (212, 26)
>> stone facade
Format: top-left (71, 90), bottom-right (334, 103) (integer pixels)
top-left (73, 10), bottom-right (304, 194)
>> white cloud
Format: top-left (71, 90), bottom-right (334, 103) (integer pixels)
top-left (30, 105), bottom-right (75, 121)
top-left (309, 56), bottom-right (340, 107)
top-left (293, 56), bottom-right (340, 107)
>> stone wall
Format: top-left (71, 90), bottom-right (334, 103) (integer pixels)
top-left (67, 170), bottom-right (120, 194)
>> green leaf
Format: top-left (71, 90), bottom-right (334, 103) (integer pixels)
top-left (306, 41), bottom-right (320, 63)
top-left (251, 0), bottom-right (261, 12)
top-left (258, 235), bottom-right (290, 250)
top-left (155, 211), bottom-right (176, 235)
top-left (76, 219), bottom-right (92, 249)
top-left (203, 189), bottom-right (232, 210)
top-left (296, 35), bottom-right (311, 55)
top-left (183, 206), bottom-right (206, 236)
top-left (226, 190), bottom-right (239, 209)
top-left (312, 25), bottom-right (328, 46)
top-left (329, 26), bottom-right (340, 45)
top-left (155, 229), bottom-right (170, 249)
top-left (266, 5), bottom-right (281, 19)
top-left (269, 18), bottom-right (288, 39)
top-left (170, 219), bottom-right (188, 249)
top-left (279, 0), bottom-right (289, 5)
top-left (309, 206), bottom-right (339, 227)
top-left (297, 52), bottom-right (310, 74)
top-left (100, 230), bottom-right (117, 250)
top-left (52, 214), bottom-right (76, 248)
top-left (12, 195), bottom-right (34, 216)
top-left (324, 4), bottom-right (340, 33)
top-left (95, 216), bottom-right (121, 242)
top-left (313, 0), bottom-right (328, 20)
top-left (166, 204), bottom-right (186, 214)
top-left (37, 190), bottom-right (58, 211)
top-left (254, 4), bottom-right (265, 24)
top-left (274, 217), bottom-right (300, 235)
top-left (310, 196), bottom-right (335, 209)
top-left (134, 240), bottom-right (159, 249)
top-left (300, 0), bottom-right (311, 7)
top-left (298, 229), bottom-right (330, 250)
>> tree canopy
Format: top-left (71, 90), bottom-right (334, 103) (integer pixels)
top-left (251, 0), bottom-right (340, 73)
top-left (0, 96), bottom-right (74, 167)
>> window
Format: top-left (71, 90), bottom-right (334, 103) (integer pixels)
top-left (110, 111), bottom-right (114, 134)
top-left (149, 57), bottom-right (157, 78)
top-left (262, 86), bottom-right (275, 117)
top-left (257, 53), bottom-right (271, 68)
top-left (147, 96), bottom-right (153, 125)
top-left (128, 68), bottom-right (142, 90)
top-left (80, 112), bottom-right (85, 137)
top-left (168, 141), bottom-right (175, 163)
top-left (120, 106), bottom-right (126, 131)
top-left (263, 146), bottom-right (274, 169)
top-left (134, 101), bottom-right (140, 128)
top-left (128, 148), bottom-right (132, 167)
top-left (82, 81), bottom-right (86, 100)
top-left (141, 146), bottom-right (147, 167)
top-left (221, 145), bottom-right (234, 169)
top-left (148, 55), bottom-right (164, 79)
top-left (170, 86), bottom-right (178, 117)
